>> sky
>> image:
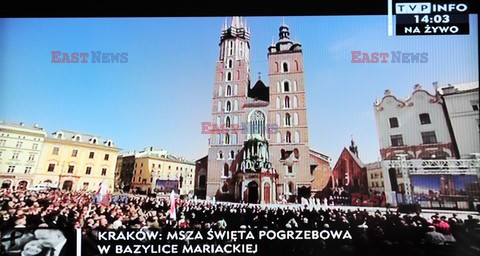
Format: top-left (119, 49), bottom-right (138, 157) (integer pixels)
top-left (0, 16), bottom-right (478, 164)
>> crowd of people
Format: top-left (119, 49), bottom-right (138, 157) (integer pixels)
top-left (1, 189), bottom-right (480, 255)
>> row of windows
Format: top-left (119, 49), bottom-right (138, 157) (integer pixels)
top-left (51, 147), bottom-right (110, 160)
top-left (54, 132), bottom-right (114, 147)
top-left (218, 84), bottom-right (238, 97)
top-left (217, 150), bottom-right (236, 160)
top-left (389, 113), bottom-right (431, 128)
top-left (5, 166), bottom-right (32, 174)
top-left (214, 133), bottom-right (238, 145)
top-left (47, 163), bottom-right (107, 176)
top-left (276, 131), bottom-right (301, 144)
top-left (276, 95), bottom-right (298, 109)
top-left (133, 162), bottom-right (193, 171)
top-left (223, 40), bottom-right (246, 58)
top-left (274, 60), bottom-right (300, 73)
top-left (276, 112), bottom-right (299, 127)
top-left (0, 140), bottom-right (39, 150)
top-left (390, 131), bottom-right (438, 147)
top-left (0, 151), bottom-right (37, 161)
top-left (371, 181), bottom-right (384, 187)
top-left (370, 173), bottom-right (383, 179)
top-left (276, 80), bottom-right (299, 93)
top-left (217, 100), bottom-right (239, 112)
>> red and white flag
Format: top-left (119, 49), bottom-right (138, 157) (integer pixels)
top-left (169, 190), bottom-right (176, 220)
top-left (97, 180), bottom-right (110, 206)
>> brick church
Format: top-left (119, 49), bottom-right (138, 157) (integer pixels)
top-left (196, 17), bottom-right (331, 204)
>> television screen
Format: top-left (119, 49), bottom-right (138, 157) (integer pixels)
top-left (1, 1), bottom-right (479, 255)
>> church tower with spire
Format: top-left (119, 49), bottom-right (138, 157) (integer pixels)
top-left (267, 22), bottom-right (312, 198)
top-left (206, 17), bottom-right (251, 199)
top-left (202, 17), bottom-right (331, 204)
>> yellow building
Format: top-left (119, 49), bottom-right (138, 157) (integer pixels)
top-left (130, 147), bottom-right (195, 195)
top-left (0, 121), bottom-right (47, 190)
top-left (34, 130), bottom-right (119, 192)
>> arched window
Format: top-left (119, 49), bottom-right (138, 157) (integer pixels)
top-left (225, 101), bottom-right (232, 112)
top-left (282, 61), bottom-right (289, 72)
top-left (237, 70), bottom-right (240, 80)
top-left (286, 131), bottom-right (292, 143)
top-left (234, 84), bottom-right (238, 95)
top-left (216, 116), bottom-right (221, 127)
top-left (218, 150), bottom-right (223, 159)
top-left (225, 116), bottom-right (231, 128)
top-left (233, 115), bottom-right (238, 125)
top-left (216, 134), bottom-right (220, 144)
top-left (285, 113), bottom-right (291, 126)
top-left (74, 135), bottom-right (81, 142)
top-left (229, 150), bottom-right (235, 159)
top-left (293, 96), bottom-right (298, 108)
top-left (226, 71), bottom-right (232, 81)
top-left (234, 100), bottom-right (238, 111)
top-left (293, 113), bottom-right (299, 126)
top-left (285, 96), bottom-right (291, 108)
top-left (217, 101), bottom-right (221, 112)
top-left (283, 81), bottom-right (290, 92)
top-left (275, 62), bottom-right (279, 72)
top-left (288, 181), bottom-right (295, 192)
top-left (223, 163), bottom-right (229, 177)
top-left (277, 132), bottom-right (282, 143)
top-left (293, 148), bottom-right (300, 159)
top-left (276, 113), bottom-right (281, 126)
top-left (228, 59), bottom-right (233, 68)
top-left (218, 85), bottom-right (223, 96)
top-left (226, 85), bottom-right (232, 96)
top-left (294, 131), bottom-right (300, 143)
top-left (225, 133), bottom-right (230, 145)
top-left (232, 133), bottom-right (237, 144)
top-left (295, 60), bottom-right (299, 71)
top-left (56, 132), bottom-right (64, 140)
top-left (293, 81), bottom-right (298, 91)
top-left (228, 41), bottom-right (233, 56)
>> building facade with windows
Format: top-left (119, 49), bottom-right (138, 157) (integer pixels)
top-left (115, 152), bottom-right (136, 192)
top-left (129, 147), bottom-right (195, 196)
top-left (374, 84), bottom-right (456, 161)
top-left (34, 130), bottom-right (118, 192)
top-left (204, 17), bottom-right (331, 204)
top-left (0, 122), bottom-right (47, 190)
top-left (440, 81), bottom-right (479, 159)
top-left (365, 161), bottom-right (384, 194)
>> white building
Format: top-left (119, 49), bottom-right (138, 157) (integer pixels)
top-left (440, 81), bottom-right (479, 159)
top-left (0, 121), bottom-right (47, 190)
top-left (374, 84), bottom-right (455, 161)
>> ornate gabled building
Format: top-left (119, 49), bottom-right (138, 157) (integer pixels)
top-left (203, 17), bottom-right (330, 204)
top-left (373, 84), bottom-right (456, 161)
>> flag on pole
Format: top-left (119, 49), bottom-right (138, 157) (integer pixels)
top-left (97, 180), bottom-right (110, 206)
top-left (169, 190), bottom-right (176, 220)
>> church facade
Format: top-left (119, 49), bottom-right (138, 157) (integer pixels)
top-left (203, 17), bottom-right (330, 204)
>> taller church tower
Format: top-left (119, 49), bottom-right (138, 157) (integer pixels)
top-left (267, 23), bottom-right (312, 198)
top-left (206, 17), bottom-right (251, 199)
